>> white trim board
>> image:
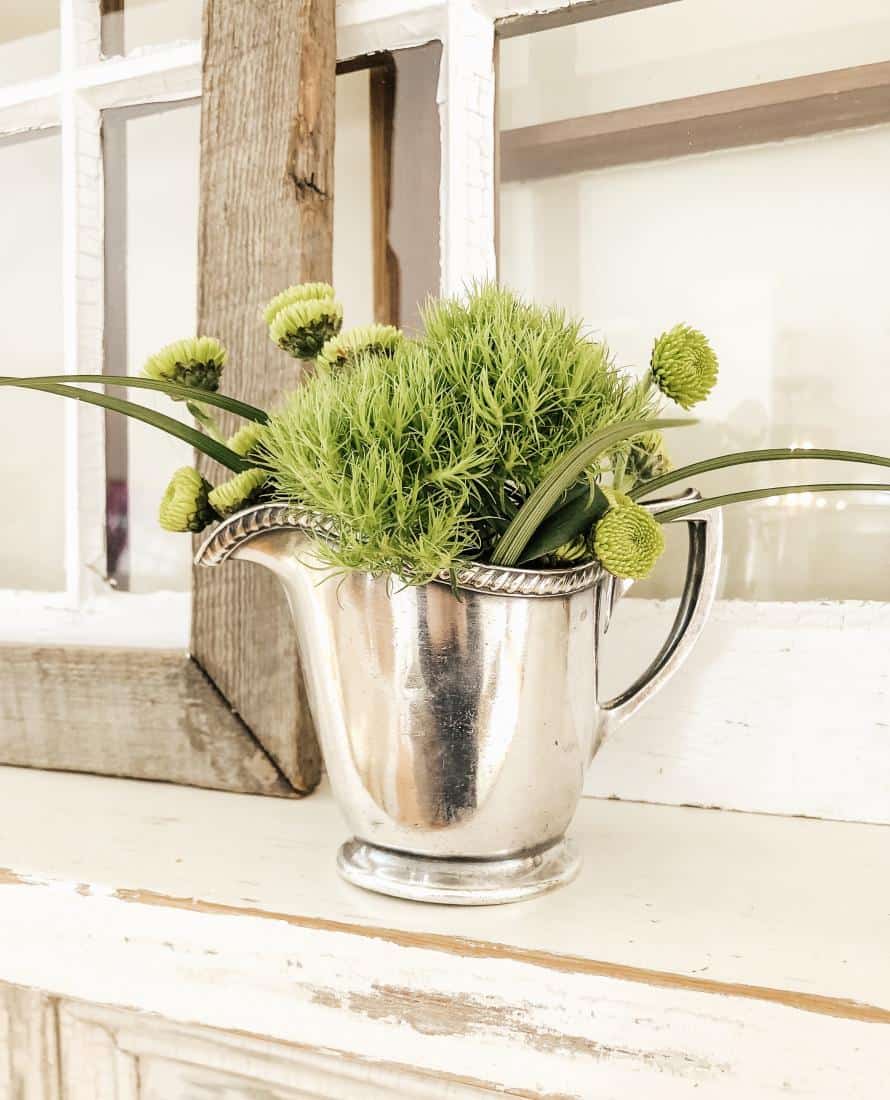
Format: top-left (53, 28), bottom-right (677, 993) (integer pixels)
top-left (590, 599), bottom-right (890, 823)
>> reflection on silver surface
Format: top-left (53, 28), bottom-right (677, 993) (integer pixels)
top-left (197, 495), bottom-right (722, 903)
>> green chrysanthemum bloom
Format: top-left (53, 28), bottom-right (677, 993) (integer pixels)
top-left (317, 324), bottom-right (404, 372)
top-left (227, 423), bottom-right (265, 457)
top-left (592, 491), bottom-right (665, 580)
top-left (143, 336), bottom-right (228, 395)
top-left (262, 283), bottom-right (335, 326)
top-left (550, 534), bottom-right (590, 565)
top-left (650, 324), bottom-right (718, 409)
top-left (207, 468), bottom-right (269, 517)
top-left (158, 467), bottom-right (216, 533)
top-left (270, 299), bottom-right (343, 360)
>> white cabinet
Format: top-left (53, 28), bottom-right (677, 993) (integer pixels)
top-left (0, 989), bottom-right (494, 1100)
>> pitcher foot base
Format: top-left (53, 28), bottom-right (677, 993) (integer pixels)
top-left (337, 838), bottom-right (580, 905)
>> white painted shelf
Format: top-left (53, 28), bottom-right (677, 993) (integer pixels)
top-left (1, 766), bottom-right (888, 1097)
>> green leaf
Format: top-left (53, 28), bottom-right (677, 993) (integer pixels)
top-left (490, 418), bottom-right (693, 567)
top-left (517, 482), bottom-right (610, 564)
top-left (0, 374), bottom-right (268, 423)
top-left (655, 482), bottom-right (890, 523)
top-left (2, 379), bottom-right (249, 472)
top-left (630, 447), bottom-right (890, 501)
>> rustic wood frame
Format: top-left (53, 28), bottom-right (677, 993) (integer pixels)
top-left (500, 59), bottom-right (890, 181)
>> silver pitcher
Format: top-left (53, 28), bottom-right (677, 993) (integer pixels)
top-left (196, 490), bottom-right (722, 905)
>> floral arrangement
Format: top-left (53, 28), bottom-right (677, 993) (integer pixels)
top-left (4, 282), bottom-right (889, 584)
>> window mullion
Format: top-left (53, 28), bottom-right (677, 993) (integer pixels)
top-left (440, 1), bottom-right (497, 294)
top-left (61, 0), bottom-right (107, 604)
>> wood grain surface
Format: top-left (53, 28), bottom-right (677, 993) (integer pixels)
top-left (192, 0), bottom-right (337, 793)
top-left (0, 646), bottom-right (293, 796)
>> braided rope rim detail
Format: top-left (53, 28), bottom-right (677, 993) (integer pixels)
top-left (195, 504), bottom-right (604, 596)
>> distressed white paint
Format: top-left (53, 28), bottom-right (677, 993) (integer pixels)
top-left (591, 599), bottom-right (890, 822)
top-left (1, 768), bottom-right (888, 1009)
top-left (56, 1001), bottom-right (497, 1099)
top-left (0, 769), bottom-right (888, 1097)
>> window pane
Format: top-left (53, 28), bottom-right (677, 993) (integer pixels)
top-left (500, 0), bottom-right (890, 128)
top-left (499, 3), bottom-right (890, 601)
top-left (334, 68), bottom-right (375, 328)
top-left (0, 0), bottom-right (60, 87)
top-left (104, 101), bottom-right (200, 594)
top-left (0, 130), bottom-right (65, 591)
top-left (101, 0), bottom-right (201, 57)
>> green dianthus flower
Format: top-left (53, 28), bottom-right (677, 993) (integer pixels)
top-left (207, 468), bottom-right (269, 517)
top-left (650, 324), bottom-right (718, 409)
top-left (317, 324), bottom-right (404, 372)
top-left (270, 299), bottom-right (343, 360)
top-left (143, 336), bottom-right (228, 395)
top-left (592, 490), bottom-right (665, 580)
top-left (159, 467), bottom-right (216, 533)
top-left (226, 423), bottom-right (265, 457)
top-left (262, 283), bottom-right (335, 326)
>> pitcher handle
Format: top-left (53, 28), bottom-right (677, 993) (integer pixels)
top-left (599, 489), bottom-right (723, 739)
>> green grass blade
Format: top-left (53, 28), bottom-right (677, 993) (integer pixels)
top-left (630, 447), bottom-right (890, 500)
top-left (0, 374), bottom-right (268, 423)
top-left (490, 418), bottom-right (693, 567)
top-left (655, 482), bottom-right (890, 523)
top-left (516, 482), bottom-right (610, 564)
top-left (2, 379), bottom-right (249, 472)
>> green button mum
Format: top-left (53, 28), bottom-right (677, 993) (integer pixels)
top-left (317, 324), bottom-right (404, 373)
top-left (226, 423), bottom-right (265, 457)
top-left (143, 336), bottom-right (228, 395)
top-left (159, 467), bottom-right (216, 533)
top-left (650, 324), bottom-right (718, 409)
top-left (592, 491), bottom-right (665, 580)
top-left (270, 299), bottom-right (343, 360)
top-left (262, 282), bottom-right (335, 326)
top-left (208, 468), bottom-right (269, 517)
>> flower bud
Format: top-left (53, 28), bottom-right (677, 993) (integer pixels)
top-left (270, 299), bottom-right (343, 360)
top-left (317, 324), bottom-right (404, 372)
top-left (650, 324), bottom-right (718, 409)
top-left (143, 336), bottom-right (227, 395)
top-left (159, 467), bottom-right (216, 533)
top-left (262, 283), bottom-right (335, 326)
top-left (207, 468), bottom-right (269, 517)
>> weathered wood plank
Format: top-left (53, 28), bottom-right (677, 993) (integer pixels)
top-left (191, 0), bottom-right (336, 793)
top-left (501, 60), bottom-right (890, 181)
top-left (0, 646), bottom-right (294, 796)
top-left (0, 984), bottom-right (59, 1100)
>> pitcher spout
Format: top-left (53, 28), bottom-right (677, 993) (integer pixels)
top-left (194, 503), bottom-right (335, 576)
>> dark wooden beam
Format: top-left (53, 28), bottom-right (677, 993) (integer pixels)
top-left (501, 61), bottom-right (890, 182)
top-left (370, 58), bottom-right (399, 325)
